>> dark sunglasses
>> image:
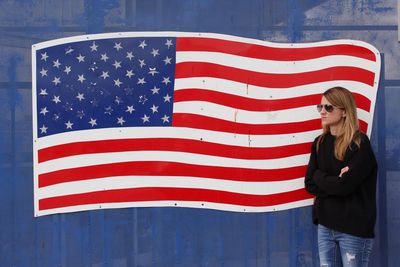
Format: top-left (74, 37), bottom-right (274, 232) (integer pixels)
top-left (317, 104), bottom-right (335, 113)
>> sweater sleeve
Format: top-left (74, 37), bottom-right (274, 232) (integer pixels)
top-left (313, 135), bottom-right (377, 196)
top-left (304, 138), bottom-right (327, 197)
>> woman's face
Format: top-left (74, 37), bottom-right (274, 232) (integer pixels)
top-left (319, 96), bottom-right (345, 129)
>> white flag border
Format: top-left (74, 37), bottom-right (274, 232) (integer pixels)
top-left (32, 31), bottom-right (381, 217)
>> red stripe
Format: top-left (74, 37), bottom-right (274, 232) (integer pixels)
top-left (38, 138), bottom-right (312, 163)
top-left (174, 90), bottom-right (320, 111)
top-left (175, 62), bottom-right (375, 88)
top-left (39, 187), bottom-right (313, 210)
top-left (353, 92), bottom-right (371, 112)
top-left (172, 114), bottom-right (321, 134)
top-left (173, 114), bottom-right (369, 135)
top-left (174, 89), bottom-right (372, 112)
top-left (38, 161), bottom-right (307, 187)
top-left (360, 120), bottom-right (368, 133)
top-left (176, 37), bottom-right (376, 62)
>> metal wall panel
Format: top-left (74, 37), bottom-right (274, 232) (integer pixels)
top-left (0, 0), bottom-right (398, 266)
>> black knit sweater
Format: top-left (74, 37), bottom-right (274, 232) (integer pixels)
top-left (304, 132), bottom-right (378, 238)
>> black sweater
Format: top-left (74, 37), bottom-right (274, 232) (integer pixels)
top-left (304, 132), bottom-right (378, 238)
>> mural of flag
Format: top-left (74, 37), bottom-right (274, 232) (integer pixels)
top-left (32, 32), bottom-right (380, 216)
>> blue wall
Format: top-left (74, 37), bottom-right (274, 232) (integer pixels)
top-left (0, 0), bottom-right (399, 266)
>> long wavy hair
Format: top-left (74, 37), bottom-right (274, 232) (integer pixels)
top-left (318, 87), bottom-right (361, 161)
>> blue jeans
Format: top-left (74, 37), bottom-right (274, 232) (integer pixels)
top-left (318, 224), bottom-right (374, 267)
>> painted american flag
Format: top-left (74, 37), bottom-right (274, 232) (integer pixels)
top-left (32, 32), bottom-right (380, 216)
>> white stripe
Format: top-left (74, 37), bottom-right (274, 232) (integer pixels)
top-left (173, 101), bottom-right (370, 124)
top-left (32, 48), bottom-right (39, 217)
top-left (37, 176), bottom-right (306, 199)
top-left (36, 199), bottom-right (314, 216)
top-left (32, 31), bottom-right (380, 54)
top-left (35, 127), bottom-right (320, 149)
top-left (176, 52), bottom-right (377, 74)
top-left (174, 78), bottom-right (375, 101)
top-left (174, 102), bottom-right (315, 123)
top-left (38, 151), bottom-right (310, 174)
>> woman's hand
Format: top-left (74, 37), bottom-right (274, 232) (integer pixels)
top-left (339, 166), bottom-right (349, 177)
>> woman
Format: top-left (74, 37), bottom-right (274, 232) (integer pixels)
top-left (305, 87), bottom-right (378, 267)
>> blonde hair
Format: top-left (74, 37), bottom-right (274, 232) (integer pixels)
top-left (319, 87), bottom-right (361, 161)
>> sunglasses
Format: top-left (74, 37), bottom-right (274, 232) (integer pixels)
top-left (317, 104), bottom-right (335, 113)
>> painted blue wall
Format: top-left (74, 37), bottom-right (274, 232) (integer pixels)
top-left (0, 0), bottom-right (399, 266)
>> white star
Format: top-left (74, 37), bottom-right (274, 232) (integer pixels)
top-left (141, 114), bottom-right (150, 123)
top-left (165, 39), bottom-right (174, 49)
top-left (138, 59), bottom-right (146, 68)
top-left (39, 68), bottom-right (48, 77)
top-left (161, 115), bottom-right (170, 123)
top-left (65, 47), bottom-right (74, 54)
top-left (112, 60), bottom-right (122, 69)
top-left (89, 62), bottom-right (98, 72)
top-left (77, 74), bottom-right (86, 83)
top-left (162, 77), bottom-right (171, 85)
top-left (76, 54), bottom-right (85, 62)
top-left (115, 96), bottom-right (123, 105)
top-left (138, 95), bottom-right (148, 104)
top-left (125, 70), bottom-right (134, 79)
top-left (64, 66), bottom-right (72, 74)
top-left (151, 86), bottom-right (160, 94)
top-left (100, 71), bottom-right (109, 79)
top-left (40, 107), bottom-right (49, 116)
top-left (126, 51), bottom-right (134, 60)
top-left (76, 110), bottom-right (85, 119)
top-left (114, 42), bottom-right (123, 51)
top-left (100, 53), bottom-right (109, 62)
top-left (39, 88), bottom-right (48, 96)
top-left (64, 102), bottom-right (73, 111)
top-left (52, 95), bottom-right (61, 104)
top-left (90, 41), bottom-right (98, 51)
top-left (117, 117), bottom-right (126, 125)
top-left (126, 105), bottom-right (135, 114)
top-left (150, 48), bottom-right (159, 57)
top-left (148, 67), bottom-right (159, 76)
top-left (52, 113), bottom-right (60, 121)
top-left (52, 77), bottom-right (61, 86)
top-left (114, 79), bottom-right (123, 87)
top-left (163, 56), bottom-right (172, 65)
top-left (124, 87), bottom-right (134, 95)
top-left (40, 125), bottom-right (48, 133)
top-left (65, 120), bottom-right (74, 129)
top-left (41, 52), bottom-right (49, 61)
top-left (53, 59), bottom-right (61, 68)
top-left (150, 104), bottom-right (159, 113)
top-left (163, 94), bottom-right (172, 102)
top-left (76, 93), bottom-right (85, 101)
top-left (139, 40), bottom-right (147, 49)
top-left (104, 106), bottom-right (113, 115)
top-left (88, 118), bottom-right (97, 127)
top-left (137, 77), bottom-right (146, 85)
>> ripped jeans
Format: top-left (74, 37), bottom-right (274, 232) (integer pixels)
top-left (318, 224), bottom-right (373, 267)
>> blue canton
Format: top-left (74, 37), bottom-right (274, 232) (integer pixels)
top-left (36, 37), bottom-right (176, 137)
